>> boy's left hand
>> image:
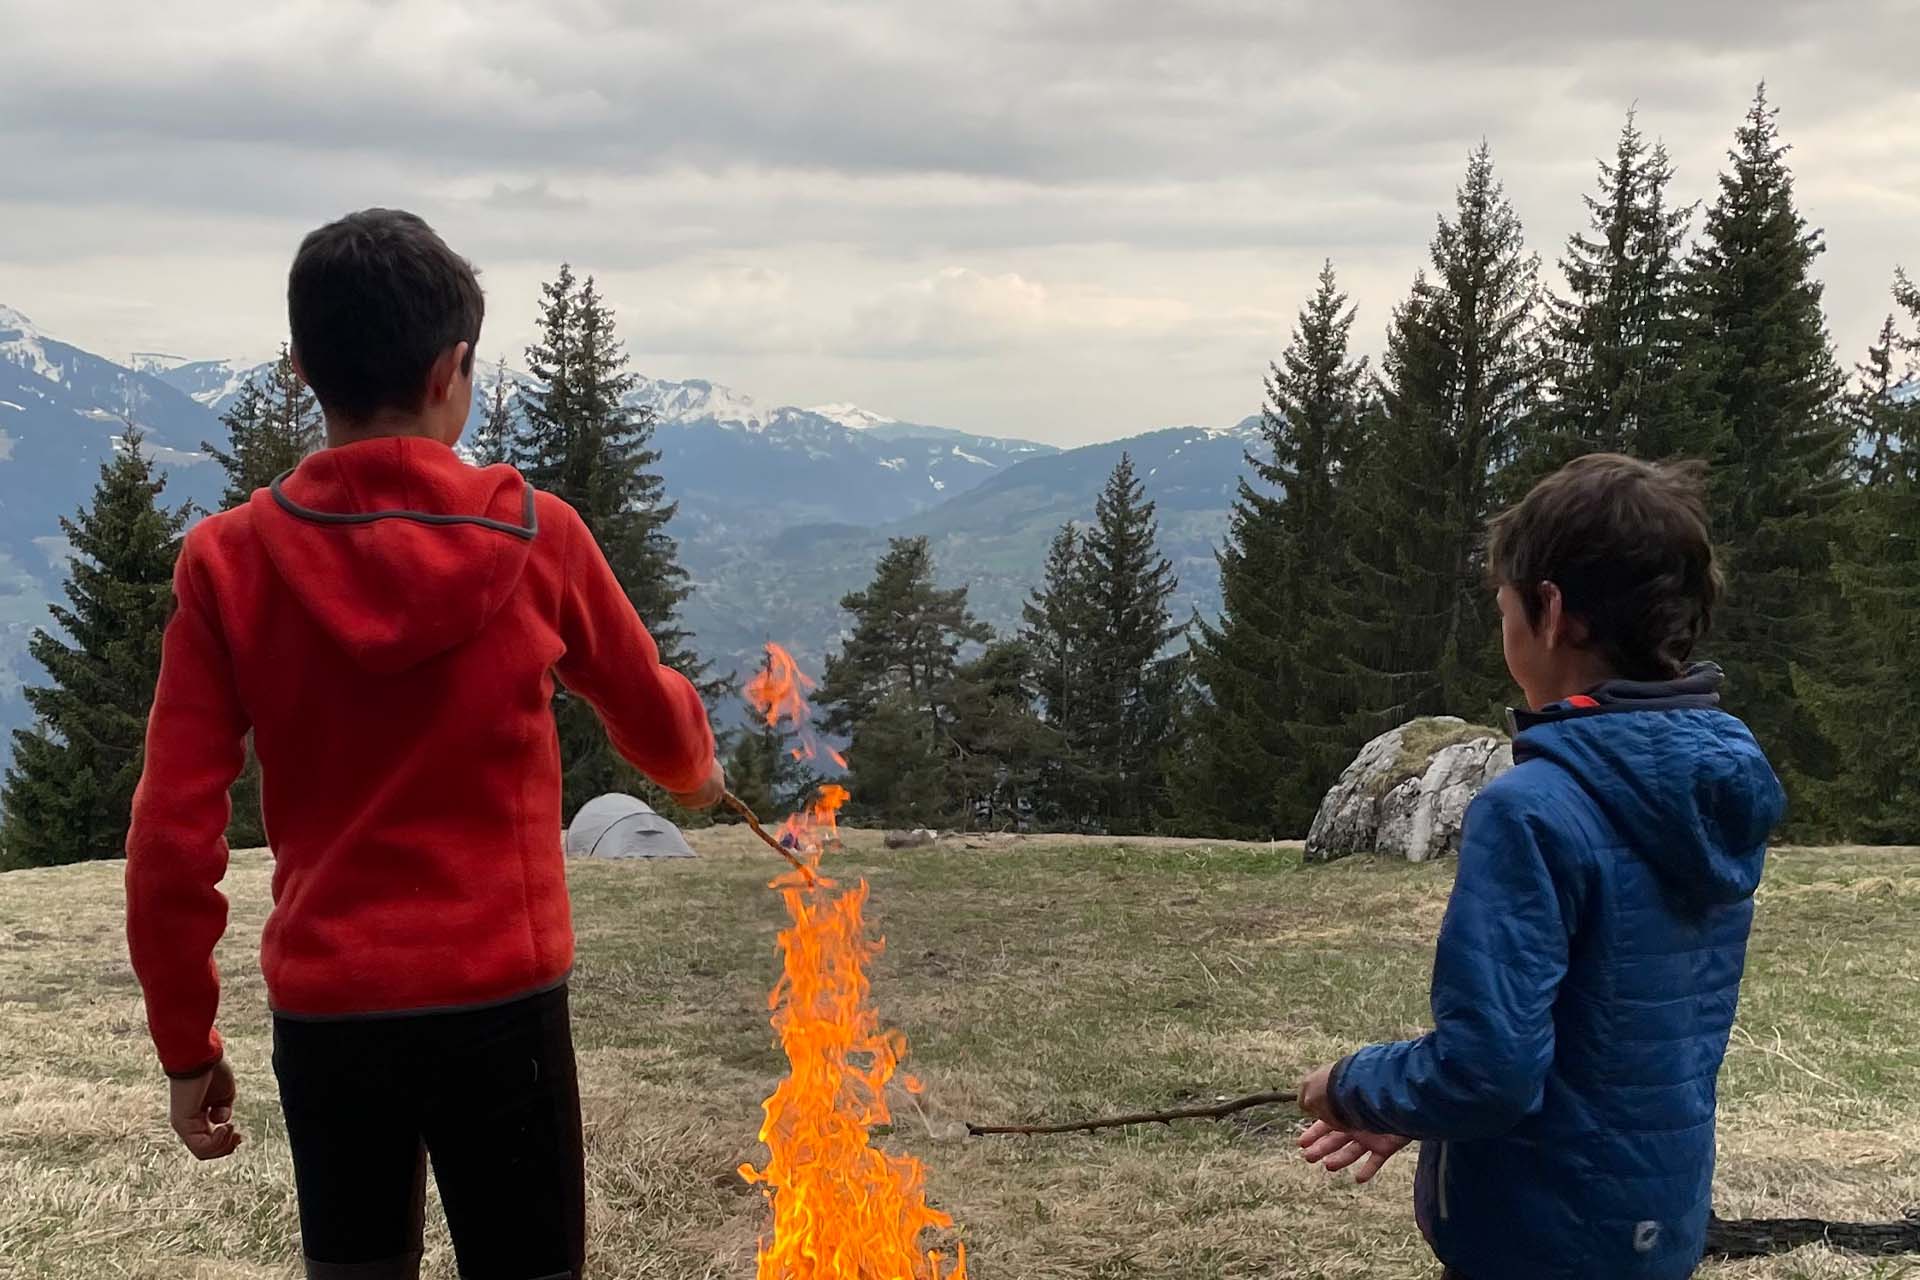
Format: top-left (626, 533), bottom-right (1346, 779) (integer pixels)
top-left (1297, 1062), bottom-right (1339, 1125)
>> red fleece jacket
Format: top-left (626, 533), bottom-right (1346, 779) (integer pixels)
top-left (126, 437), bottom-right (715, 1076)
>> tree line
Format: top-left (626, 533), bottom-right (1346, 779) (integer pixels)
top-left (817, 87), bottom-right (1917, 843)
top-left (3, 84), bottom-right (1915, 867)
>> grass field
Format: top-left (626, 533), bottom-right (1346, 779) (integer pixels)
top-left (3, 833), bottom-right (1919, 1279)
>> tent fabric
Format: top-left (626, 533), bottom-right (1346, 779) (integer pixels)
top-left (565, 793), bottom-right (697, 860)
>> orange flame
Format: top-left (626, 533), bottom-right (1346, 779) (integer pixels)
top-left (738, 643), bottom-right (966, 1278)
top-left (746, 642), bottom-right (847, 770)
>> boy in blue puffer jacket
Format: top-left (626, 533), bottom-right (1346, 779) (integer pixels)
top-left (1296, 454), bottom-right (1786, 1280)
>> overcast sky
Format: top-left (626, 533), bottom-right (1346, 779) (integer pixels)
top-left (2, 0), bottom-right (1915, 444)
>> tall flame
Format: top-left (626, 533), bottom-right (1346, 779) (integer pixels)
top-left (738, 644), bottom-right (966, 1279)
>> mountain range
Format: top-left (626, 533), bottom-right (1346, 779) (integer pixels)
top-left (0, 303), bottom-right (1261, 760)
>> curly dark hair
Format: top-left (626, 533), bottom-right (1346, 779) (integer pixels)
top-left (1487, 454), bottom-right (1721, 681)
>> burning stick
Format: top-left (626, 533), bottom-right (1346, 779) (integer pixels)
top-left (722, 789), bottom-right (819, 888)
top-left (967, 1089), bottom-right (1299, 1137)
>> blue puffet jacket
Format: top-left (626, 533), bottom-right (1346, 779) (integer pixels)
top-left (1329, 665), bottom-right (1787, 1280)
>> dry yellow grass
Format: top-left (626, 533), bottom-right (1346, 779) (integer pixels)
top-left (2, 835), bottom-right (1918, 1278)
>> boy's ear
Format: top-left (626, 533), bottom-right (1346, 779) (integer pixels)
top-left (1540, 581), bottom-right (1590, 651)
top-left (427, 342), bottom-right (471, 406)
top-left (289, 347), bottom-right (311, 389)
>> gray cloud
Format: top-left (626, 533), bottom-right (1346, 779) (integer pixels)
top-left (1, 0), bottom-right (1914, 441)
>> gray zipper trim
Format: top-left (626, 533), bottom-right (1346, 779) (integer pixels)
top-left (270, 472), bottom-right (538, 541)
top-left (1437, 1139), bottom-right (1452, 1221)
top-left (270, 971), bottom-right (570, 1023)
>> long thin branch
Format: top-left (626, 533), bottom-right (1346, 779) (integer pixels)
top-left (967, 1090), bottom-right (1297, 1137)
top-left (721, 791), bottom-right (819, 888)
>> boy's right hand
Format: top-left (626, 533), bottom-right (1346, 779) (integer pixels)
top-left (669, 759), bottom-right (727, 812)
top-left (1298, 1119), bottom-right (1409, 1184)
top-left (169, 1058), bottom-right (243, 1161)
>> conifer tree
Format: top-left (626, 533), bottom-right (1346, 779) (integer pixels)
top-left (1540, 112), bottom-right (1697, 466)
top-left (470, 360), bottom-right (517, 467)
top-left (1804, 273), bottom-right (1919, 841)
top-left (202, 346), bottom-right (322, 508)
top-left (947, 639), bottom-right (1052, 830)
top-left (817, 536), bottom-right (990, 826)
top-left (1070, 455), bottom-right (1183, 833)
top-left (1181, 262), bottom-right (1367, 836)
top-left (1019, 523), bottom-right (1096, 826)
top-left (1328, 144), bottom-right (1543, 739)
top-left (1, 430), bottom-right (191, 868)
top-left (518, 266), bottom-right (713, 814)
top-left (1682, 86), bottom-right (1851, 802)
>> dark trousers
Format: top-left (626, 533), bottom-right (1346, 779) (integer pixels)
top-left (273, 983), bottom-right (586, 1280)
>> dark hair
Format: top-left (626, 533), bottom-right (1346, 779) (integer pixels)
top-left (1487, 454), bottom-right (1720, 681)
top-left (288, 209), bottom-right (483, 422)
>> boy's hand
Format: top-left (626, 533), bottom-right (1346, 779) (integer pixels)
top-left (1298, 1119), bottom-right (1411, 1184)
top-left (670, 759), bottom-right (726, 812)
top-left (169, 1059), bottom-right (243, 1161)
top-left (1297, 1062), bottom-right (1340, 1125)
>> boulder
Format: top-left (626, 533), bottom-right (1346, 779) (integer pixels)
top-left (1305, 717), bottom-right (1513, 863)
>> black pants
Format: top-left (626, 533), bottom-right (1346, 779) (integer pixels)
top-left (273, 984), bottom-right (586, 1280)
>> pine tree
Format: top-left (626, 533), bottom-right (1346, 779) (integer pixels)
top-left (1070, 455), bottom-right (1184, 833)
top-left (1326, 144), bottom-right (1543, 741)
top-left (1019, 523), bottom-right (1097, 826)
top-left (202, 345), bottom-right (322, 508)
top-left (1, 430), bottom-right (191, 868)
top-left (1682, 86), bottom-right (1851, 807)
top-left (518, 266), bottom-right (714, 815)
top-left (947, 639), bottom-right (1052, 831)
top-left (817, 536), bottom-right (991, 826)
top-left (470, 360), bottom-right (518, 467)
top-left (1180, 262), bottom-right (1368, 837)
top-left (1540, 112), bottom-right (1698, 467)
top-left (1804, 272), bottom-right (1920, 841)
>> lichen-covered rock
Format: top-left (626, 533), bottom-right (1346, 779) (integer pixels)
top-left (1305, 717), bottom-right (1513, 863)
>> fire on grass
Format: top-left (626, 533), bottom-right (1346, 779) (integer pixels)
top-left (736, 643), bottom-right (968, 1279)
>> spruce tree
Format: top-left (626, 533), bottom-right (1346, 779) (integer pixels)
top-left (1181, 262), bottom-right (1368, 837)
top-left (1540, 112), bottom-right (1697, 467)
top-left (816, 536), bottom-right (990, 826)
top-left (519, 266), bottom-right (713, 815)
top-left (1804, 273), bottom-right (1919, 841)
top-left (202, 345), bottom-right (322, 508)
top-left (947, 639), bottom-right (1052, 831)
top-left (470, 360), bottom-right (518, 467)
top-left (1071, 455), bottom-right (1184, 833)
top-left (1682, 86), bottom-right (1851, 805)
top-left (1019, 523), bottom-right (1097, 826)
top-left (1, 430), bottom-right (191, 868)
top-left (1327, 144), bottom-right (1543, 740)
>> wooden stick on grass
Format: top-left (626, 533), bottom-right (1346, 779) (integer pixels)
top-left (967, 1089), bottom-right (1298, 1137)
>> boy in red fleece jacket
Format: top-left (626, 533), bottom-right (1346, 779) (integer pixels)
top-left (126, 208), bottom-right (722, 1280)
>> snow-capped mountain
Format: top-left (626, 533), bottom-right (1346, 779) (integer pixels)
top-left (0, 302), bottom-right (1258, 760)
top-left (807, 402), bottom-right (897, 431)
top-left (134, 354), bottom-right (262, 414)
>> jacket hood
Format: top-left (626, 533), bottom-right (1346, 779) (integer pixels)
top-left (248, 437), bottom-right (536, 674)
top-left (1512, 664), bottom-right (1786, 908)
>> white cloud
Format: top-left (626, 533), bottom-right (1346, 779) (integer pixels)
top-left (0, 0), bottom-right (1914, 441)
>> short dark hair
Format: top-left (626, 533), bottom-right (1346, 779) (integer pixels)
top-left (288, 209), bottom-right (483, 422)
top-left (1487, 454), bottom-right (1721, 681)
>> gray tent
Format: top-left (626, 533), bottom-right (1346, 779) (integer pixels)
top-left (565, 794), bottom-right (697, 860)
